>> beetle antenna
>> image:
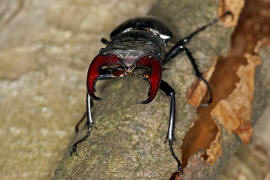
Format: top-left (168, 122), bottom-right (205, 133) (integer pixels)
top-left (101, 38), bottom-right (110, 45)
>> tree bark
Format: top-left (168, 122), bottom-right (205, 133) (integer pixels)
top-left (53, 0), bottom-right (270, 179)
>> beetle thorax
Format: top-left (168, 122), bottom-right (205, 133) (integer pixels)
top-left (100, 31), bottom-right (166, 69)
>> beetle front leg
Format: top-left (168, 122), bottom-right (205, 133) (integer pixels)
top-left (75, 95), bottom-right (94, 133)
top-left (160, 80), bottom-right (183, 175)
top-left (71, 92), bottom-right (94, 155)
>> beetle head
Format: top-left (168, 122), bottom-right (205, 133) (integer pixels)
top-left (87, 53), bottom-right (162, 103)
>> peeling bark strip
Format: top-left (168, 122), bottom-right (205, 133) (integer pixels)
top-left (182, 0), bottom-right (245, 170)
top-left (205, 121), bottom-right (222, 165)
top-left (211, 54), bottom-right (261, 144)
top-left (180, 0), bottom-right (270, 179)
top-left (255, 39), bottom-right (270, 53)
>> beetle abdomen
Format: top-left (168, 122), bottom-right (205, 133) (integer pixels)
top-left (110, 17), bottom-right (173, 41)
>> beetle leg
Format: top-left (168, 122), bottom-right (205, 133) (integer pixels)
top-left (71, 93), bottom-right (94, 155)
top-left (72, 69), bottom-right (124, 154)
top-left (75, 112), bottom-right (86, 133)
top-left (182, 46), bottom-right (212, 106)
top-left (75, 95), bottom-right (94, 133)
top-left (163, 43), bottom-right (212, 106)
top-left (163, 11), bottom-right (232, 65)
top-left (160, 80), bottom-right (183, 175)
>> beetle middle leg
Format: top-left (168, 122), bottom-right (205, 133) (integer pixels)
top-left (163, 44), bottom-right (213, 106)
top-left (162, 11), bottom-right (232, 106)
top-left (162, 11), bottom-right (232, 65)
top-left (163, 43), bottom-right (212, 106)
top-left (160, 80), bottom-right (183, 175)
top-left (71, 93), bottom-right (94, 155)
top-left (181, 45), bottom-right (213, 106)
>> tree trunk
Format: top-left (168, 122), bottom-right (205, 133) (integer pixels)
top-left (52, 0), bottom-right (270, 179)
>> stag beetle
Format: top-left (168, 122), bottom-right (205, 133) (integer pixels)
top-left (71, 11), bottom-right (231, 175)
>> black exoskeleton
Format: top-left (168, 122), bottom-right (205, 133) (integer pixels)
top-left (71, 12), bottom-right (231, 175)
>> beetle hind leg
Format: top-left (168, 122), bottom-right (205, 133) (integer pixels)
top-left (160, 80), bottom-right (183, 175)
top-left (75, 112), bottom-right (86, 133)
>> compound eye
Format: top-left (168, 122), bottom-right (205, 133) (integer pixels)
top-left (136, 56), bottom-right (162, 104)
top-left (87, 54), bottom-right (121, 100)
